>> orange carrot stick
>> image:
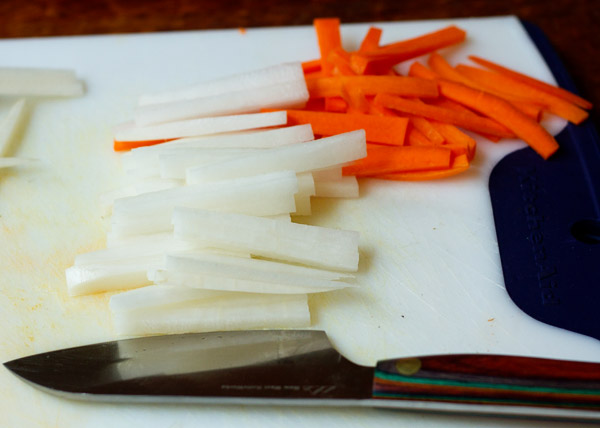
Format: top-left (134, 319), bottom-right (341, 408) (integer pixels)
top-left (367, 102), bottom-right (398, 117)
top-left (314, 18), bottom-right (342, 76)
top-left (325, 97), bottom-right (348, 113)
top-left (455, 64), bottom-right (588, 124)
top-left (407, 98), bottom-right (447, 145)
top-left (359, 27), bottom-right (383, 52)
top-left (342, 86), bottom-right (370, 114)
top-left (468, 55), bottom-right (592, 110)
top-left (408, 61), bottom-right (439, 80)
top-left (438, 80), bottom-right (559, 159)
top-left (114, 138), bottom-right (175, 151)
top-left (377, 25), bottom-right (466, 55)
top-left (328, 47), bottom-right (356, 76)
top-left (285, 109), bottom-right (409, 146)
top-left (428, 53), bottom-right (543, 121)
top-left (407, 61), bottom-right (523, 135)
top-left (343, 76), bottom-right (439, 98)
top-left (303, 98), bottom-right (325, 112)
top-left (305, 76), bottom-right (439, 98)
top-left (427, 52), bottom-right (472, 86)
top-left (406, 127), bottom-right (436, 146)
top-left (303, 70), bottom-right (323, 79)
top-left (374, 93), bottom-right (515, 138)
top-left (430, 121), bottom-right (476, 160)
top-left (377, 153), bottom-right (470, 181)
top-left (409, 117), bottom-right (445, 144)
top-left (508, 100), bottom-right (544, 122)
top-left (305, 77), bottom-right (344, 98)
top-left (302, 59), bottom-right (322, 74)
top-left (427, 98), bottom-right (502, 142)
top-left (350, 25), bottom-right (466, 75)
top-left (342, 144), bottom-right (452, 176)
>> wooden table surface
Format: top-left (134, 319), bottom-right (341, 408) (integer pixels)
top-left (1, 0), bottom-right (599, 127)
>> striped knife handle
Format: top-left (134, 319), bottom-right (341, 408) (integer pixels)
top-left (373, 354), bottom-right (600, 412)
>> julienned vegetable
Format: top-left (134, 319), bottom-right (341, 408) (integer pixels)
top-left (185, 130), bottom-right (366, 184)
top-left (114, 124), bottom-right (314, 182)
top-left (110, 286), bottom-right (311, 336)
top-left (283, 109), bottom-right (408, 146)
top-left (0, 68), bottom-right (84, 169)
top-left (0, 67), bottom-right (84, 97)
top-left (69, 19), bottom-right (593, 336)
top-left (113, 111), bottom-right (288, 150)
top-left (172, 207), bottom-right (360, 272)
top-left (437, 80), bottom-right (560, 159)
top-left (0, 99), bottom-right (26, 157)
top-left (286, 18), bottom-right (592, 180)
top-left (152, 252), bottom-right (354, 294)
top-left (138, 62), bottom-right (306, 106)
top-left (467, 55), bottom-right (592, 109)
top-left (109, 170), bottom-right (301, 239)
top-left (70, 66), bottom-right (368, 335)
top-left (134, 66), bottom-right (309, 126)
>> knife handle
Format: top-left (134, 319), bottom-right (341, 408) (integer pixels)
top-left (373, 354), bottom-right (600, 411)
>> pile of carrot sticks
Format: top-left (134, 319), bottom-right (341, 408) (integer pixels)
top-left (281, 18), bottom-right (591, 180)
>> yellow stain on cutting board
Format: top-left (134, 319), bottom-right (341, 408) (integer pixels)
top-left (0, 90), bottom-right (123, 382)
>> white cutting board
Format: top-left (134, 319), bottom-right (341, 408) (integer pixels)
top-left (1, 16), bottom-right (599, 428)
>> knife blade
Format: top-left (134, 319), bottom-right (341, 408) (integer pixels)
top-left (4, 329), bottom-right (600, 421)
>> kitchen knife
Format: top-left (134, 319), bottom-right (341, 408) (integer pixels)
top-left (489, 21), bottom-right (600, 340)
top-left (4, 329), bottom-right (600, 421)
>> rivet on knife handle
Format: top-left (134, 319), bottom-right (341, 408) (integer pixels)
top-left (373, 354), bottom-right (600, 409)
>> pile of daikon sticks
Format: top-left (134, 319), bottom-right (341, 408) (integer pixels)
top-left (66, 62), bottom-right (367, 336)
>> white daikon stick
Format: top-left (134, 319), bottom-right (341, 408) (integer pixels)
top-left (0, 67), bottom-right (84, 97)
top-left (0, 98), bottom-right (27, 156)
top-left (135, 80), bottom-right (307, 126)
top-left (297, 172), bottom-right (316, 196)
top-left (173, 208), bottom-right (360, 272)
top-left (120, 125), bottom-right (314, 180)
top-left (110, 285), bottom-right (229, 314)
top-left (293, 194), bottom-right (312, 216)
top-left (103, 231), bottom-right (253, 260)
top-left (186, 130), bottom-right (366, 184)
top-left (158, 148), bottom-right (258, 179)
top-left (159, 274), bottom-right (347, 294)
top-left (123, 166), bottom-right (160, 182)
top-left (149, 252), bottom-right (353, 294)
top-left (66, 257), bottom-right (160, 296)
top-left (0, 157), bottom-right (39, 169)
top-left (110, 285), bottom-right (310, 335)
top-left (162, 253), bottom-right (352, 281)
top-left (99, 187), bottom-right (138, 213)
top-left (121, 150), bottom-right (159, 174)
top-left (132, 177), bottom-right (183, 194)
top-left (106, 231), bottom-right (178, 248)
top-left (142, 124), bottom-right (314, 150)
top-left (291, 173), bottom-right (314, 216)
top-left (312, 167), bottom-right (342, 181)
top-left (110, 171), bottom-right (298, 238)
top-left (115, 111), bottom-right (286, 142)
top-left (74, 236), bottom-right (196, 266)
top-left (99, 178), bottom-right (183, 214)
top-left (265, 213), bottom-right (292, 222)
top-left (138, 62), bottom-right (305, 106)
top-left (314, 176), bottom-right (360, 198)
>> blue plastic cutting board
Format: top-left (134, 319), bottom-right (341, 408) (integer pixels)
top-left (489, 21), bottom-right (600, 341)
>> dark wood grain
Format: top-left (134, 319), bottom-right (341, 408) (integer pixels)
top-left (1, 0), bottom-right (599, 127)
